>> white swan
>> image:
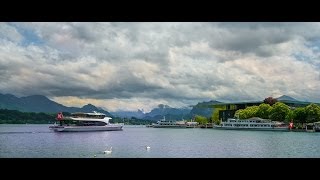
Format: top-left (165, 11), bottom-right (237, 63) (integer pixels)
top-left (104, 147), bottom-right (112, 154)
top-left (146, 146), bottom-right (150, 150)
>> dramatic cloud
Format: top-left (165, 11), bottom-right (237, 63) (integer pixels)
top-left (1, 22), bottom-right (320, 112)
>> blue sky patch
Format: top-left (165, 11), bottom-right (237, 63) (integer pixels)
top-left (9, 23), bottom-right (45, 46)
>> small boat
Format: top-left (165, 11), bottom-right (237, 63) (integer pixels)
top-left (49, 111), bottom-right (123, 132)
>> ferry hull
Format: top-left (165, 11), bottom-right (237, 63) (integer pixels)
top-left (213, 125), bottom-right (289, 131)
top-left (152, 125), bottom-right (187, 128)
top-left (49, 125), bottom-right (123, 132)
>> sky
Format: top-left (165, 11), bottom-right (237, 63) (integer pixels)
top-left (0, 22), bottom-right (320, 112)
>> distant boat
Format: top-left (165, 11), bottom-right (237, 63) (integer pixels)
top-left (213, 117), bottom-right (289, 131)
top-left (49, 111), bottom-right (123, 132)
top-left (314, 122), bottom-right (320, 132)
top-left (151, 116), bottom-right (198, 128)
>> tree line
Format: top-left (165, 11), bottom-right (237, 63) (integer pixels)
top-left (110, 117), bottom-right (157, 125)
top-left (192, 97), bottom-right (320, 127)
top-left (234, 102), bottom-right (320, 125)
top-left (0, 109), bottom-right (58, 124)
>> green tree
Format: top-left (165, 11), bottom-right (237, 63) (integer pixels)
top-left (293, 107), bottom-right (307, 124)
top-left (263, 97), bottom-right (278, 106)
top-left (285, 110), bottom-right (294, 123)
top-left (194, 115), bottom-right (208, 125)
top-left (235, 106), bottom-right (258, 119)
top-left (0, 109), bottom-right (56, 124)
top-left (235, 109), bottom-right (244, 119)
top-left (255, 103), bottom-right (271, 119)
top-left (269, 102), bottom-right (290, 122)
top-left (305, 104), bottom-right (320, 123)
top-left (212, 108), bottom-right (222, 125)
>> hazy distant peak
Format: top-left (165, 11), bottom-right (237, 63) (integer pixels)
top-left (276, 95), bottom-right (297, 101)
top-left (3, 93), bottom-right (17, 98)
top-left (157, 104), bottom-right (171, 108)
top-left (22, 95), bottom-right (49, 100)
top-left (83, 103), bottom-right (95, 107)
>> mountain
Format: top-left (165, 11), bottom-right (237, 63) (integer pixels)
top-left (20, 95), bottom-right (69, 112)
top-left (111, 100), bottom-right (222, 120)
top-left (78, 104), bottom-right (113, 117)
top-left (0, 93), bottom-right (112, 116)
top-left (111, 109), bottom-right (145, 118)
top-left (111, 104), bottom-right (192, 121)
top-left (189, 100), bottom-right (221, 118)
top-left (0, 93), bottom-right (25, 110)
top-left (276, 95), bottom-right (298, 101)
top-left (143, 104), bottom-right (191, 121)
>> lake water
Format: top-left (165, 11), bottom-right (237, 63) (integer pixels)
top-left (1, 124), bottom-right (320, 158)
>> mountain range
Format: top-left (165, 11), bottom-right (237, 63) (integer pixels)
top-left (1, 93), bottom-right (301, 121)
top-left (0, 93), bottom-right (112, 117)
top-left (141, 104), bottom-right (191, 121)
top-left (0, 93), bottom-right (220, 120)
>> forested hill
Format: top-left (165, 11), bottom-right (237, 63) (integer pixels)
top-left (0, 109), bottom-right (58, 124)
top-left (0, 109), bottom-right (153, 125)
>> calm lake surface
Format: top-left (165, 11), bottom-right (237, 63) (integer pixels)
top-left (1, 124), bottom-right (320, 158)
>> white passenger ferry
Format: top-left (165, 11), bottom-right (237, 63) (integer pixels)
top-left (213, 117), bottom-right (289, 131)
top-left (151, 117), bottom-right (198, 128)
top-left (49, 111), bottom-right (123, 132)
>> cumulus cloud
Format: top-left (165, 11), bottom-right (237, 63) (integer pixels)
top-left (1, 22), bottom-right (320, 112)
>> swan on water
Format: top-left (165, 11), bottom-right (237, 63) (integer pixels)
top-left (104, 147), bottom-right (112, 154)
